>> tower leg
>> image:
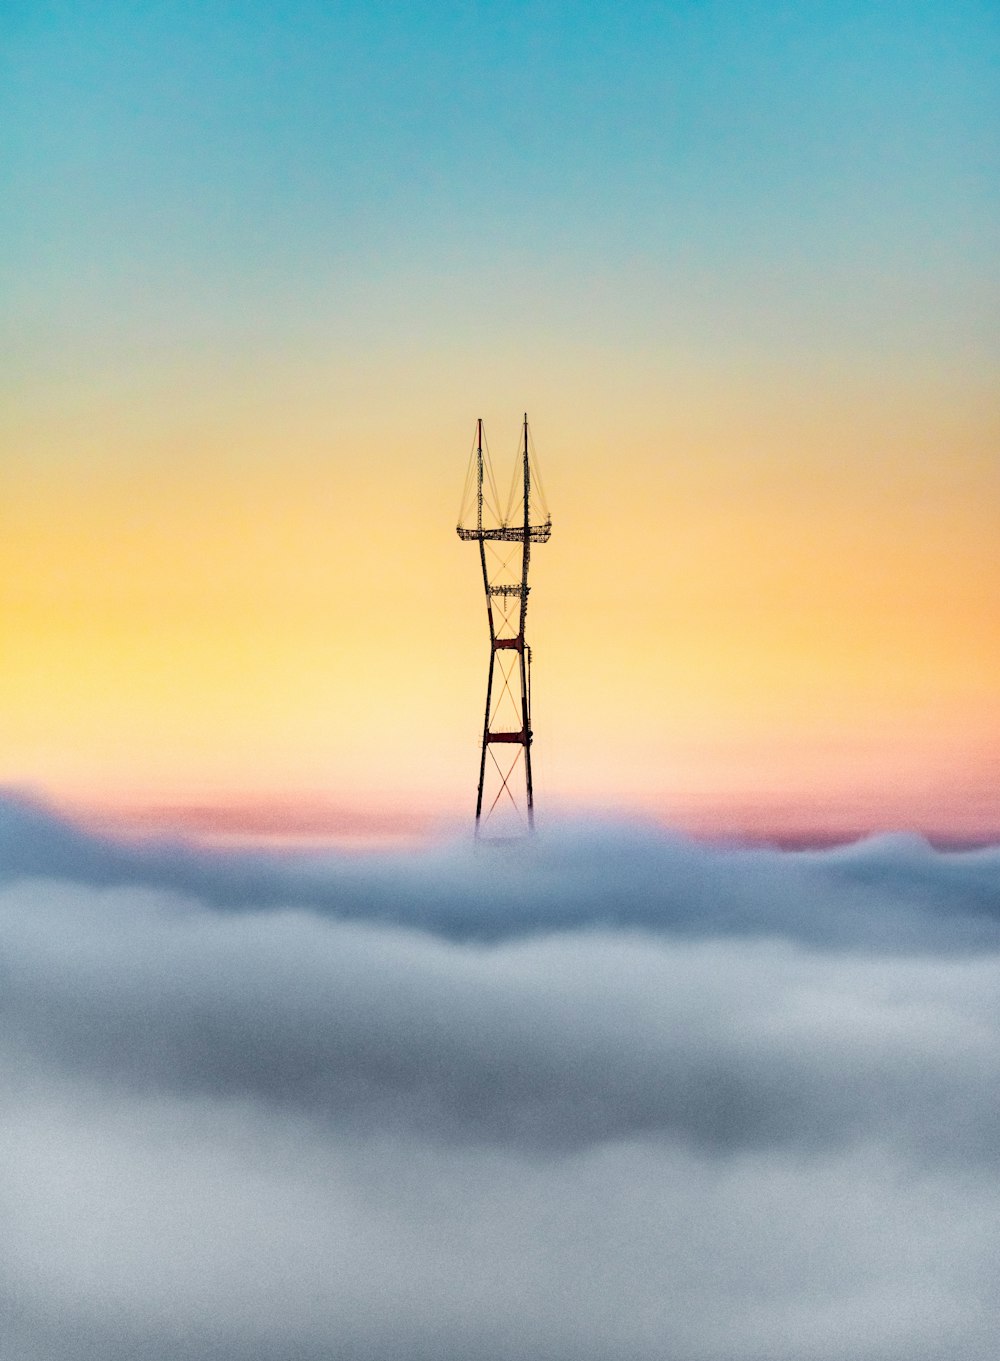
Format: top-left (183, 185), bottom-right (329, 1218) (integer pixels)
top-left (475, 649), bottom-right (496, 832)
top-left (519, 645), bottom-right (534, 830)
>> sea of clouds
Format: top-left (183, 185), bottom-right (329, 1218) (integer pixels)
top-left (2, 790), bottom-right (998, 1360)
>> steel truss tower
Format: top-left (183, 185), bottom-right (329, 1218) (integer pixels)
top-left (457, 415), bottom-right (551, 836)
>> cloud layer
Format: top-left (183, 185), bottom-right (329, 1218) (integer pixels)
top-left (3, 791), bottom-right (999, 950)
top-left (2, 792), bottom-right (998, 1360)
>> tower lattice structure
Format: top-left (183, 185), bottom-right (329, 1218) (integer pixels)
top-left (457, 415), bottom-right (551, 836)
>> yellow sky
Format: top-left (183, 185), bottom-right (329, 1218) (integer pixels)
top-left (3, 354), bottom-right (997, 839)
top-left (3, 0), bottom-right (998, 841)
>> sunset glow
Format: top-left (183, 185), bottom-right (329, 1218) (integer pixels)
top-left (2, 1), bottom-right (997, 843)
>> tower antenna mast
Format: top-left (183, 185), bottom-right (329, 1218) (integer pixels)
top-left (457, 414), bottom-right (551, 835)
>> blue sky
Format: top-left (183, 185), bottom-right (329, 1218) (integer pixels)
top-left (2, 1), bottom-right (997, 831)
top-left (5, 0), bottom-right (996, 360)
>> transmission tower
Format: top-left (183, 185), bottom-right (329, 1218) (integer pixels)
top-left (457, 414), bottom-right (551, 836)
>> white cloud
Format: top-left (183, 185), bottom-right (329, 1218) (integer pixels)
top-left (1, 792), bottom-right (998, 1359)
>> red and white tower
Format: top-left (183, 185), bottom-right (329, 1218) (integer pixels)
top-left (457, 415), bottom-right (551, 836)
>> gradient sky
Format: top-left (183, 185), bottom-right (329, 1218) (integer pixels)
top-left (2, 0), bottom-right (998, 839)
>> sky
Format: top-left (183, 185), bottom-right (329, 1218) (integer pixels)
top-left (2, 790), bottom-right (999, 1358)
top-left (2, 0), bottom-right (998, 840)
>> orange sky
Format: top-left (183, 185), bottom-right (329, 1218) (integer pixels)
top-left (3, 2), bottom-right (997, 843)
top-left (4, 362), bottom-right (998, 843)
